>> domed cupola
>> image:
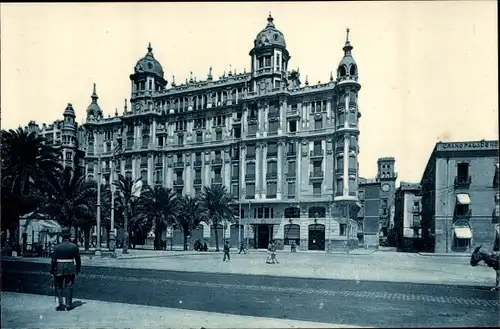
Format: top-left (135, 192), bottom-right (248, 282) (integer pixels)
top-left (130, 43), bottom-right (167, 97)
top-left (253, 13), bottom-right (287, 50)
top-left (249, 13), bottom-right (291, 90)
top-left (86, 83), bottom-right (103, 121)
top-left (337, 28), bottom-right (358, 81)
top-left (134, 43), bottom-right (164, 78)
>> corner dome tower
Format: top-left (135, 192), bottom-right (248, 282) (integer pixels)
top-left (86, 83), bottom-right (103, 121)
top-left (253, 13), bottom-right (287, 49)
top-left (337, 28), bottom-right (358, 81)
top-left (134, 43), bottom-right (164, 78)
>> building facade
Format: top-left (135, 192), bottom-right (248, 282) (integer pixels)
top-left (23, 103), bottom-right (85, 170)
top-left (394, 182), bottom-right (422, 252)
top-left (357, 157), bottom-right (398, 248)
top-left (23, 15), bottom-right (362, 251)
top-left (420, 140), bottom-right (499, 253)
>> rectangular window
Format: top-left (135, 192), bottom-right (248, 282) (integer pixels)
top-left (313, 183), bottom-right (322, 195)
top-left (287, 161), bottom-right (296, 174)
top-left (231, 183), bottom-right (239, 198)
top-left (348, 178), bottom-right (356, 196)
top-left (246, 163), bottom-right (255, 175)
top-left (246, 183), bottom-right (255, 199)
top-left (267, 182), bottom-right (277, 198)
top-left (457, 163), bottom-right (469, 180)
top-left (336, 157), bottom-right (344, 170)
top-left (178, 135), bottom-right (184, 145)
top-left (195, 187), bottom-right (201, 197)
top-left (336, 179), bottom-right (343, 195)
top-left (267, 143), bottom-right (278, 156)
top-left (216, 131), bottom-right (222, 141)
top-left (269, 120), bottom-right (279, 133)
top-left (248, 123), bottom-right (257, 136)
top-left (349, 156), bottom-right (357, 169)
top-left (195, 170), bottom-right (202, 180)
top-left (267, 161), bottom-right (277, 174)
top-left (232, 164), bottom-right (239, 178)
top-left (246, 145), bottom-right (256, 158)
top-left (196, 132), bottom-right (203, 143)
top-left (288, 182), bottom-right (295, 198)
top-left (314, 119), bottom-right (323, 130)
top-left (289, 120), bottom-right (297, 132)
top-left (339, 224), bottom-right (347, 236)
top-left (287, 142), bottom-right (296, 155)
top-left (141, 170), bottom-right (147, 182)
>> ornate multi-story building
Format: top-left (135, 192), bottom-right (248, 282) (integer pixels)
top-left (78, 14), bottom-right (362, 251)
top-left (23, 103), bottom-right (85, 169)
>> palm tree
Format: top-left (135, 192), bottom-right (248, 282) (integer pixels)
top-left (1, 128), bottom-right (61, 241)
top-left (40, 166), bottom-right (97, 236)
top-left (113, 174), bottom-right (135, 254)
top-left (139, 185), bottom-right (178, 250)
top-left (177, 196), bottom-right (205, 251)
top-left (200, 184), bottom-right (235, 252)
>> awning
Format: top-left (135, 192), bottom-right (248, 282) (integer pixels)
top-left (454, 227), bottom-right (472, 239)
top-left (39, 220), bottom-right (61, 232)
top-left (456, 194), bottom-right (471, 205)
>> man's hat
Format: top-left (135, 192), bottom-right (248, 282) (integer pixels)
top-left (61, 227), bottom-right (71, 238)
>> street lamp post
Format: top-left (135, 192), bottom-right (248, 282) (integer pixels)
top-left (95, 144), bottom-right (102, 256)
top-left (346, 204), bottom-right (350, 254)
top-left (108, 140), bottom-right (121, 254)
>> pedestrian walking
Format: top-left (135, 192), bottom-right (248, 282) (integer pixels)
top-left (270, 241), bottom-right (279, 264)
top-left (238, 241), bottom-right (247, 254)
top-left (50, 227), bottom-right (81, 311)
top-left (223, 241), bottom-right (231, 261)
top-left (266, 241), bottom-right (274, 264)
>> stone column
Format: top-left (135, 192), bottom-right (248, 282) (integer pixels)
top-left (147, 153), bottom-right (153, 186)
top-left (166, 155), bottom-right (173, 189)
top-left (204, 151), bottom-right (211, 186)
top-left (224, 150), bottom-right (231, 191)
top-left (277, 141), bottom-right (284, 198)
top-left (262, 144), bottom-right (268, 199)
top-left (185, 153), bottom-right (192, 195)
top-left (255, 144), bottom-right (261, 199)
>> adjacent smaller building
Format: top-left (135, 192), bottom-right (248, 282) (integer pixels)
top-left (394, 182), bottom-right (422, 252)
top-left (420, 140), bottom-right (499, 253)
top-left (357, 157), bottom-right (398, 249)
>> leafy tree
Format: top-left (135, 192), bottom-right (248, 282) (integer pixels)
top-left (177, 196), bottom-right (205, 251)
top-left (199, 184), bottom-right (235, 251)
top-left (139, 185), bottom-right (178, 250)
top-left (113, 174), bottom-right (135, 253)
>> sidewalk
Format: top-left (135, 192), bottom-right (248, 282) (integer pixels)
top-left (4, 249), bottom-right (496, 287)
top-left (1, 292), bottom-right (368, 328)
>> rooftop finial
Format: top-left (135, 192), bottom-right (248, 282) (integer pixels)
top-left (330, 71), bottom-right (334, 81)
top-left (189, 71), bottom-right (193, 83)
top-left (207, 67), bottom-right (213, 80)
top-left (115, 108), bottom-right (118, 116)
top-left (346, 28), bottom-right (350, 42)
top-left (305, 75), bottom-right (309, 86)
top-left (148, 42), bottom-right (153, 52)
top-left (91, 83), bottom-right (98, 102)
top-left (267, 12), bottom-right (274, 27)
top-left (124, 98), bottom-right (128, 112)
top-left (172, 74), bottom-right (176, 86)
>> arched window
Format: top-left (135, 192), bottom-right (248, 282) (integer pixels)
top-left (308, 207), bottom-right (326, 218)
top-left (284, 224), bottom-right (300, 245)
top-left (338, 65), bottom-right (347, 77)
top-left (350, 64), bottom-right (357, 76)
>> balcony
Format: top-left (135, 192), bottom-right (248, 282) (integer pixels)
top-left (194, 178), bottom-right (202, 185)
top-left (412, 205), bottom-right (421, 214)
top-left (310, 149), bottom-right (324, 159)
top-left (212, 177), bottom-right (223, 184)
top-left (245, 173), bottom-right (256, 180)
top-left (104, 167), bottom-right (111, 174)
top-left (211, 158), bottom-right (223, 166)
top-left (454, 176), bottom-right (471, 188)
top-left (231, 174), bottom-right (239, 181)
top-left (246, 153), bottom-right (256, 159)
top-left (155, 162), bottom-right (163, 168)
top-left (174, 161), bottom-right (184, 168)
top-left (309, 170), bottom-right (324, 181)
top-left (266, 172), bottom-right (278, 180)
top-left (140, 162), bottom-right (148, 169)
top-left (454, 209), bottom-right (472, 221)
top-left (286, 151), bottom-right (296, 158)
top-left (174, 179), bottom-right (184, 186)
top-left (286, 172), bottom-right (296, 179)
top-left (286, 109), bottom-right (300, 119)
top-left (194, 160), bottom-right (203, 167)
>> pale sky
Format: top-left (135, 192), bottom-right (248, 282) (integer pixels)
top-left (1, 1), bottom-right (498, 183)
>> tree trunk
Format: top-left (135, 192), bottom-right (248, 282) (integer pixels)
top-left (183, 230), bottom-right (189, 251)
top-left (84, 228), bottom-right (90, 251)
top-left (214, 224), bottom-right (219, 252)
top-left (74, 225), bottom-right (79, 246)
top-left (154, 228), bottom-right (161, 250)
top-left (123, 203), bottom-right (129, 254)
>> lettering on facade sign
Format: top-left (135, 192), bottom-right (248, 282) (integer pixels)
top-left (439, 141), bottom-right (499, 151)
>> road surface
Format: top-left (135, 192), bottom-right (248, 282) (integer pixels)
top-left (2, 260), bottom-right (499, 328)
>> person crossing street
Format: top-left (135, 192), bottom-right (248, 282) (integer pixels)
top-left (223, 241), bottom-right (231, 261)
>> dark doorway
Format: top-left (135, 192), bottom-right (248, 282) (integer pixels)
top-left (254, 224), bottom-right (273, 249)
top-left (308, 224), bottom-right (325, 250)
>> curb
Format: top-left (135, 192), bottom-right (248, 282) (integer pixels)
top-left (418, 252), bottom-right (470, 258)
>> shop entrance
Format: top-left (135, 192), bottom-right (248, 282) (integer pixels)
top-left (308, 224), bottom-right (325, 251)
top-left (254, 224), bottom-right (273, 249)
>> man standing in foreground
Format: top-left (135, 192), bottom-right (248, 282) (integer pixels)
top-left (50, 227), bottom-right (81, 311)
top-left (223, 241), bottom-right (231, 261)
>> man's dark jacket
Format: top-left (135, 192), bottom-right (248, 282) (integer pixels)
top-left (50, 239), bottom-right (82, 276)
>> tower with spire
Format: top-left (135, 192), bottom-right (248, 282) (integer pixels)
top-left (86, 83), bottom-right (103, 121)
top-left (332, 28), bottom-right (362, 250)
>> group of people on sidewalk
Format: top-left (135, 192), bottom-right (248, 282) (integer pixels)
top-left (221, 240), bottom-right (279, 264)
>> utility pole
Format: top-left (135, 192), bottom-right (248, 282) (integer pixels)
top-left (109, 139), bottom-right (120, 254)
